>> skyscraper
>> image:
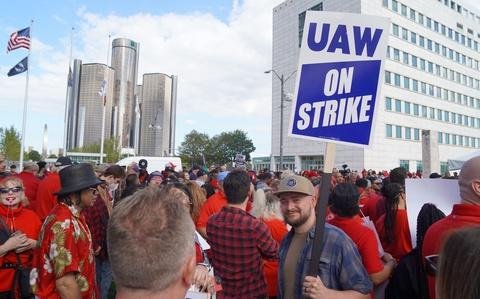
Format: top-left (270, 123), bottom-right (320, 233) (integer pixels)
top-left (137, 73), bottom-right (177, 156)
top-left (110, 38), bottom-right (140, 149)
top-left (270, 0), bottom-right (480, 173)
top-left (65, 61), bottom-right (115, 149)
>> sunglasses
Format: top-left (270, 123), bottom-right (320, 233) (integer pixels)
top-left (0, 186), bottom-right (23, 194)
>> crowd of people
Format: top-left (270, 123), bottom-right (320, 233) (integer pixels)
top-left (0, 153), bottom-right (479, 299)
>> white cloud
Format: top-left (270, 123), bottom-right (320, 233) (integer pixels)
top-left (0, 0), bottom-right (284, 157)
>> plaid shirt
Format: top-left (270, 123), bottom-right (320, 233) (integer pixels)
top-left (82, 194), bottom-right (110, 260)
top-left (207, 206), bottom-right (278, 298)
top-left (278, 223), bottom-right (372, 299)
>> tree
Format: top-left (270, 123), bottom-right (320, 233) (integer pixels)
top-left (0, 126), bottom-right (21, 161)
top-left (48, 154), bottom-right (58, 159)
top-left (179, 129), bottom-right (255, 167)
top-left (178, 130), bottom-right (210, 167)
top-left (27, 150), bottom-right (42, 161)
top-left (209, 130), bottom-right (255, 165)
top-left (70, 137), bottom-right (120, 163)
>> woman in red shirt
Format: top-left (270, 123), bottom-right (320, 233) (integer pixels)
top-left (251, 188), bottom-right (288, 298)
top-left (375, 183), bottom-right (412, 261)
top-left (0, 176), bottom-right (41, 299)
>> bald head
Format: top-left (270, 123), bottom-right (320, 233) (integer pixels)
top-left (458, 156), bottom-right (480, 205)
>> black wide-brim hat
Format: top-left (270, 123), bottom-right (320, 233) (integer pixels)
top-left (56, 163), bottom-right (103, 196)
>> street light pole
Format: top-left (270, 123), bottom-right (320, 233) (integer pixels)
top-left (279, 74), bottom-right (284, 171)
top-left (265, 69), bottom-right (296, 171)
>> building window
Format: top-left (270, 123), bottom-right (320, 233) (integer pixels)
top-left (394, 74), bottom-right (401, 86)
top-left (394, 48), bottom-right (400, 61)
top-left (413, 104), bottom-right (419, 116)
top-left (393, 24), bottom-right (399, 36)
top-left (411, 55), bottom-right (417, 67)
top-left (386, 124), bottom-right (393, 137)
top-left (298, 3), bottom-right (323, 47)
top-left (416, 161), bottom-right (423, 172)
top-left (395, 99), bottom-right (402, 112)
top-left (403, 77), bottom-right (410, 89)
top-left (440, 162), bottom-right (449, 174)
top-left (412, 79), bottom-right (418, 91)
top-left (392, 0), bottom-right (398, 11)
top-left (405, 127), bottom-right (411, 139)
top-left (445, 133), bottom-right (450, 144)
top-left (438, 132), bottom-right (443, 143)
top-left (400, 160), bottom-right (410, 169)
top-left (385, 71), bottom-right (391, 84)
top-left (396, 125), bottom-right (402, 138)
top-left (404, 101), bottom-right (411, 114)
top-left (414, 128), bottom-right (420, 140)
top-left (403, 52), bottom-right (409, 64)
top-left (385, 97), bottom-right (392, 110)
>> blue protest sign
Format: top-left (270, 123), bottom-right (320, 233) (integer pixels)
top-left (289, 12), bottom-right (389, 147)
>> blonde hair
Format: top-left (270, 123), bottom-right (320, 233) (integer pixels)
top-left (251, 189), bottom-right (283, 221)
top-left (185, 181), bottom-right (207, 223)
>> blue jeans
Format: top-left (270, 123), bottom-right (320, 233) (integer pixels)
top-left (95, 257), bottom-right (113, 299)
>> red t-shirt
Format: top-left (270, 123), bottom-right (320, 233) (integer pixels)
top-left (422, 204), bottom-right (480, 299)
top-left (375, 209), bottom-right (412, 261)
top-left (196, 191), bottom-right (227, 230)
top-left (35, 172), bottom-right (61, 221)
top-left (0, 205), bottom-right (42, 292)
top-left (31, 203), bottom-right (98, 299)
top-left (262, 218), bottom-right (288, 297)
top-left (329, 215), bottom-right (384, 275)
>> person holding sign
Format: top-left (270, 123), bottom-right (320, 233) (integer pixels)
top-left (276, 175), bottom-right (372, 299)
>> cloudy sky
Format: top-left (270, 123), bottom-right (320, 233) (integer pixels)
top-left (1, 0), bottom-right (478, 158)
top-left (0, 0), bottom-right (284, 157)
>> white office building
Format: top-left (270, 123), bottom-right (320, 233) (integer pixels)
top-left (269, 0), bottom-right (480, 174)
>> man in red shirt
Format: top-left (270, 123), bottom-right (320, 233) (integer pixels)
top-left (196, 171), bottom-right (229, 239)
top-left (422, 156), bottom-right (480, 299)
top-left (328, 183), bottom-right (396, 287)
top-left (16, 161), bottom-right (40, 210)
top-left (35, 157), bottom-right (72, 221)
top-left (207, 170), bottom-right (278, 298)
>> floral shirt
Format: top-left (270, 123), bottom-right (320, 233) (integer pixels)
top-left (31, 203), bottom-right (98, 299)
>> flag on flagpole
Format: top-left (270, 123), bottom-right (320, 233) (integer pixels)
top-left (98, 79), bottom-right (107, 106)
top-left (6, 27), bottom-right (31, 52)
top-left (7, 56), bottom-right (28, 77)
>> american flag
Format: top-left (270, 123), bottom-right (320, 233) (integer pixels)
top-left (7, 27), bottom-right (31, 52)
top-left (98, 79), bottom-right (107, 106)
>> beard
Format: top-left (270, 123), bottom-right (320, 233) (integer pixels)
top-left (284, 208), bottom-right (311, 228)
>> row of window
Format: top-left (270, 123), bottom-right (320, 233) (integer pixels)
top-left (391, 22), bottom-right (480, 72)
top-left (385, 97), bottom-right (480, 128)
top-left (437, 0), bottom-right (480, 25)
top-left (386, 124), bottom-right (480, 148)
top-left (384, 70), bottom-right (480, 110)
top-left (384, 0), bottom-right (480, 52)
top-left (438, 132), bottom-right (480, 148)
top-left (387, 46), bottom-right (480, 91)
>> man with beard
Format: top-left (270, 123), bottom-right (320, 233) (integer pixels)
top-left (276, 175), bottom-right (372, 299)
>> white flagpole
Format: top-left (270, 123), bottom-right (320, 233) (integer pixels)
top-left (19, 19), bottom-right (33, 172)
top-left (99, 34), bottom-right (111, 164)
top-left (62, 27), bottom-right (74, 156)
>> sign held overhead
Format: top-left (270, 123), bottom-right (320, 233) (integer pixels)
top-left (290, 12), bottom-right (390, 147)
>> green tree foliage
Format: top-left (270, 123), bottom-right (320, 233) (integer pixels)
top-left (178, 130), bottom-right (210, 166)
top-left (179, 129), bottom-right (255, 167)
top-left (70, 137), bottom-right (120, 163)
top-left (48, 154), bottom-right (58, 159)
top-left (27, 150), bottom-right (42, 161)
top-left (0, 126), bottom-right (21, 161)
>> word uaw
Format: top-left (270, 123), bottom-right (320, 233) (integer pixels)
top-left (296, 66), bottom-right (372, 129)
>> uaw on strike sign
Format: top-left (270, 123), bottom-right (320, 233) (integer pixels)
top-left (289, 12), bottom-right (390, 147)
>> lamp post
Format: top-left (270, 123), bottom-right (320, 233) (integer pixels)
top-left (265, 69), bottom-right (296, 171)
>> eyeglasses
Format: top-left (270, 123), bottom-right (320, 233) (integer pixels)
top-left (89, 187), bottom-right (99, 196)
top-left (0, 186), bottom-right (23, 194)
